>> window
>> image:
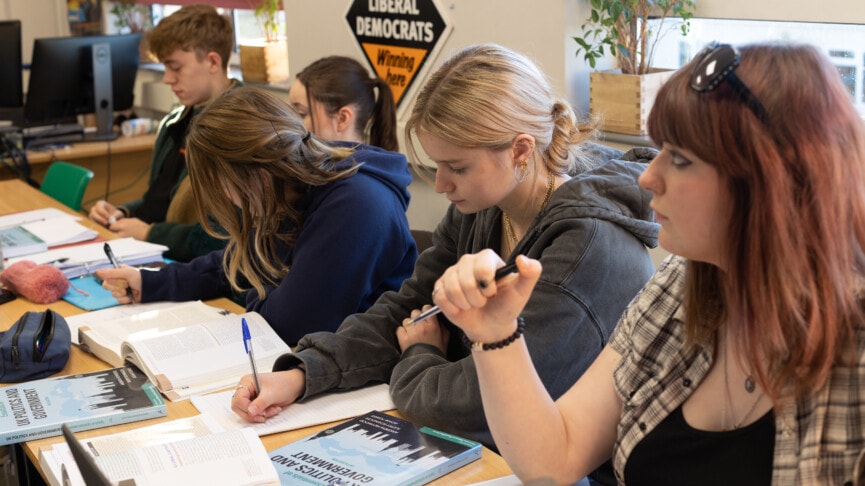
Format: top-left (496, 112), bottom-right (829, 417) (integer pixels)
top-left (648, 18), bottom-right (865, 117)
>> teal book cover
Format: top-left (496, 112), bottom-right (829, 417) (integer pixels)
top-left (0, 225), bottom-right (47, 258)
top-left (0, 366), bottom-right (166, 445)
top-left (269, 410), bottom-right (481, 486)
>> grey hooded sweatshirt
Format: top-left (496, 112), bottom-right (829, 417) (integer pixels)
top-left (275, 143), bottom-right (660, 450)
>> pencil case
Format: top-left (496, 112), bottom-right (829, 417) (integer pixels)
top-left (0, 309), bottom-right (71, 383)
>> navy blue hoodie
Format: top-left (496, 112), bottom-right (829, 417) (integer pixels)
top-left (141, 143), bottom-right (418, 345)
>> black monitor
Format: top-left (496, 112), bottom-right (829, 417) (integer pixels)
top-left (24, 33), bottom-right (141, 142)
top-left (0, 20), bottom-right (23, 123)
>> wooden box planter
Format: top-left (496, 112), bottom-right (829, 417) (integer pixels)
top-left (589, 69), bottom-right (674, 136)
top-left (239, 39), bottom-right (289, 84)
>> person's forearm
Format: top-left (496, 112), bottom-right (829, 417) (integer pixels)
top-left (472, 338), bottom-right (577, 482)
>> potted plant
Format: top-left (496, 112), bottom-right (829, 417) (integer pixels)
top-left (239, 0), bottom-right (289, 84)
top-left (109, 1), bottom-right (157, 62)
top-left (573, 0), bottom-right (695, 135)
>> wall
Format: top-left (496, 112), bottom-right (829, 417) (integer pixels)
top-left (283, 0), bottom-right (589, 231)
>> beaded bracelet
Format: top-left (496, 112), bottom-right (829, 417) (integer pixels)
top-left (463, 317), bottom-right (526, 352)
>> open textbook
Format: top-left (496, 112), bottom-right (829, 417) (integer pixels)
top-left (6, 237), bottom-right (167, 278)
top-left (67, 302), bottom-right (291, 401)
top-left (191, 383), bottom-right (396, 436)
top-left (39, 415), bottom-right (279, 486)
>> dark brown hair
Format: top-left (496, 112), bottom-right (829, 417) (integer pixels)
top-left (296, 56), bottom-right (398, 151)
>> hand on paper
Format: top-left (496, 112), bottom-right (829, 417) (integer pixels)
top-left (434, 251), bottom-right (541, 344)
top-left (397, 308), bottom-right (449, 354)
top-left (95, 266), bottom-right (142, 304)
top-left (232, 369), bottom-right (305, 423)
top-left (89, 200), bottom-right (125, 227)
top-left (109, 217), bottom-right (153, 241)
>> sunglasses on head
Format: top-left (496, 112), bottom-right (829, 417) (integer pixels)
top-left (689, 42), bottom-right (770, 125)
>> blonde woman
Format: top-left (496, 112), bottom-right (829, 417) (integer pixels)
top-left (98, 87), bottom-right (417, 345)
top-left (232, 44), bottom-right (659, 450)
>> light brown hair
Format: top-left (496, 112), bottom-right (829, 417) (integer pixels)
top-left (185, 87), bottom-right (359, 298)
top-left (146, 4), bottom-right (233, 70)
top-left (649, 42), bottom-right (865, 401)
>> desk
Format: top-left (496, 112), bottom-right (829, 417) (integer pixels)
top-left (1, 134), bottom-right (156, 213)
top-left (0, 179), bottom-right (512, 485)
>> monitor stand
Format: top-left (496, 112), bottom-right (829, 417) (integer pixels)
top-left (88, 42), bottom-right (118, 142)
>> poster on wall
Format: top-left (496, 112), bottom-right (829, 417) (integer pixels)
top-left (68, 0), bottom-right (104, 36)
top-left (346, 0), bottom-right (452, 111)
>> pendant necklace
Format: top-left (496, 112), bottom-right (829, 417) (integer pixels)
top-left (503, 172), bottom-right (555, 255)
top-left (722, 336), bottom-right (762, 430)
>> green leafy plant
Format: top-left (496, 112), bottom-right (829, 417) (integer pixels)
top-left (110, 0), bottom-right (152, 33)
top-left (573, 0), bottom-right (695, 74)
top-left (255, 0), bottom-right (283, 43)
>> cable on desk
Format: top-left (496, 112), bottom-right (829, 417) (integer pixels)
top-left (0, 131), bottom-right (37, 187)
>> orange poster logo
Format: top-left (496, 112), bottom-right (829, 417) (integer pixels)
top-left (360, 43), bottom-right (428, 105)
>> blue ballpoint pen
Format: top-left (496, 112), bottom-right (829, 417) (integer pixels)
top-left (242, 317), bottom-right (261, 395)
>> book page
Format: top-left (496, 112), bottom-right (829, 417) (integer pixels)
top-left (191, 383), bottom-right (396, 436)
top-left (6, 237), bottom-right (167, 277)
top-left (41, 420), bottom-right (278, 486)
top-left (0, 208), bottom-right (76, 229)
top-left (21, 219), bottom-right (97, 247)
top-left (67, 301), bottom-right (227, 344)
top-left (77, 301), bottom-right (231, 361)
top-left (40, 415), bottom-right (227, 486)
top-left (122, 312), bottom-right (290, 399)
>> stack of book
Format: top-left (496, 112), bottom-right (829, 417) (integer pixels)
top-left (6, 237), bottom-right (167, 278)
top-left (0, 208), bottom-right (98, 259)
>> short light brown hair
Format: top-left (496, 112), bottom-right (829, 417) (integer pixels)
top-left (147, 5), bottom-right (233, 70)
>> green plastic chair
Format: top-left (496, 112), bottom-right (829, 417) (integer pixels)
top-left (40, 161), bottom-right (94, 212)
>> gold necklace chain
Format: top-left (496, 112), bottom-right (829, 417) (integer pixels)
top-left (502, 172), bottom-right (556, 255)
top-left (722, 336), bottom-right (763, 430)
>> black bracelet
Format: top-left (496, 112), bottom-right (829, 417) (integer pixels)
top-left (463, 317), bottom-right (526, 352)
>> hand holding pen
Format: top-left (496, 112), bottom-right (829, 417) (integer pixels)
top-left (404, 260), bottom-right (519, 327)
top-left (102, 242), bottom-right (136, 303)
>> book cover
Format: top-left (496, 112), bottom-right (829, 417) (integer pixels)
top-left (268, 410), bottom-right (482, 486)
top-left (0, 366), bottom-right (166, 445)
top-left (0, 225), bottom-right (47, 258)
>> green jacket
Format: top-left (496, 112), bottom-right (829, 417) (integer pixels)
top-left (121, 80), bottom-right (241, 261)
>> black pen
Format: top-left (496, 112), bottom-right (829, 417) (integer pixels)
top-left (406, 261), bottom-right (519, 327)
top-left (103, 242), bottom-right (135, 303)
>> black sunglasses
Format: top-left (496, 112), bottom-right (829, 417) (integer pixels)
top-left (689, 42), bottom-right (770, 125)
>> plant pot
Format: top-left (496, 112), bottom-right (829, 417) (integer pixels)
top-left (589, 69), bottom-right (674, 136)
top-left (239, 38), bottom-right (289, 84)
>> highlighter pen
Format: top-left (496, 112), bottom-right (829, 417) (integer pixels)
top-left (406, 261), bottom-right (519, 327)
top-left (242, 317), bottom-right (261, 395)
top-left (103, 242), bottom-right (135, 303)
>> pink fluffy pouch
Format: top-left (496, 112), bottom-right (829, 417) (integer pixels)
top-left (0, 261), bottom-right (70, 304)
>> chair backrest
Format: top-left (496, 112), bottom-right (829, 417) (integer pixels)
top-left (40, 161), bottom-right (94, 211)
top-left (411, 229), bottom-right (434, 254)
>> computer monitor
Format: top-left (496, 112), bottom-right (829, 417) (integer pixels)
top-left (0, 20), bottom-right (23, 123)
top-left (24, 33), bottom-right (141, 141)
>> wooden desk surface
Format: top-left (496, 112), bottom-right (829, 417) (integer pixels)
top-left (2, 134), bottom-right (157, 212)
top-left (0, 179), bottom-right (512, 485)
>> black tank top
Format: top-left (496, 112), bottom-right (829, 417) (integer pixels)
top-left (623, 405), bottom-right (774, 485)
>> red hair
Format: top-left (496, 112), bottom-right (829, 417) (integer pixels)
top-left (648, 43), bottom-right (865, 401)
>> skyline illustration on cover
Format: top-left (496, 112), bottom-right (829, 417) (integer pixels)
top-left (0, 365), bottom-right (164, 442)
top-left (271, 410), bottom-right (481, 485)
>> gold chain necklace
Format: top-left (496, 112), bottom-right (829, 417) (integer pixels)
top-left (722, 336), bottom-right (763, 430)
top-left (502, 172), bottom-right (556, 255)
